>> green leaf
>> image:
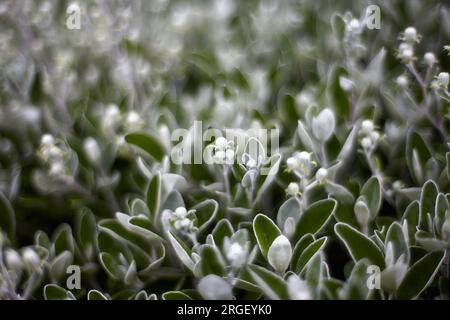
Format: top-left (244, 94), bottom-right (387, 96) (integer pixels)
top-left (53, 224), bottom-right (74, 256)
top-left (147, 172), bottom-right (162, 222)
top-left (193, 199), bottom-right (218, 233)
top-left (297, 237), bottom-right (328, 274)
top-left (253, 214), bottom-right (281, 258)
top-left (162, 291), bottom-right (193, 300)
top-left (88, 290), bottom-right (109, 300)
top-left (328, 67), bottom-right (350, 120)
top-left (44, 284), bottom-right (75, 300)
top-left (360, 176), bottom-right (382, 219)
top-left (397, 251), bottom-right (446, 299)
top-left (420, 180), bottom-right (438, 231)
top-left (200, 245), bottom-right (226, 276)
top-left (0, 191), bottom-right (15, 240)
top-left (276, 198), bottom-right (301, 230)
top-left (50, 251), bottom-right (73, 280)
top-left (291, 234), bottom-right (315, 271)
top-left (99, 252), bottom-right (122, 280)
top-left (293, 199), bottom-right (337, 242)
top-left (125, 132), bottom-right (166, 162)
top-left (406, 131), bottom-right (431, 184)
top-left (401, 201), bottom-right (420, 246)
top-left (167, 231), bottom-right (195, 271)
top-left (212, 219), bottom-right (233, 249)
top-left (385, 222), bottom-right (409, 263)
top-left (247, 264), bottom-right (289, 300)
top-left (335, 223), bottom-right (385, 268)
top-left (76, 208), bottom-right (97, 258)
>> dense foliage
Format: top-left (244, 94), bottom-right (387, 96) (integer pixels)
top-left (0, 0), bottom-right (450, 300)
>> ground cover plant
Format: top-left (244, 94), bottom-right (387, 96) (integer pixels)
top-left (0, 0), bottom-right (450, 300)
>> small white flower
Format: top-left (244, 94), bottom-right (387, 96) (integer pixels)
top-left (339, 76), bottom-right (355, 92)
top-left (361, 136), bottom-right (373, 150)
top-left (174, 207), bottom-right (188, 219)
top-left (267, 235), bottom-right (292, 273)
top-left (286, 182), bottom-right (300, 196)
top-left (41, 134), bottom-right (54, 146)
top-left (286, 157), bottom-right (299, 171)
top-left (315, 168), bottom-right (328, 183)
top-left (348, 18), bottom-right (361, 33)
top-left (125, 111), bottom-right (142, 128)
top-left (401, 48), bottom-right (413, 63)
top-left (424, 52), bottom-right (436, 66)
top-left (311, 108), bottom-right (335, 142)
top-left (215, 137), bottom-right (229, 151)
top-left (22, 248), bottom-right (40, 269)
top-left (361, 120), bottom-right (374, 135)
top-left (403, 27), bottom-right (417, 43)
top-left (354, 199), bottom-right (370, 229)
top-left (370, 131), bottom-right (380, 143)
top-left (396, 75), bottom-right (409, 88)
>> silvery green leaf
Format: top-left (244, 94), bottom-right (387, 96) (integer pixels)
top-left (396, 251), bottom-right (446, 299)
top-left (420, 180), bottom-right (438, 232)
top-left (44, 284), bottom-right (75, 300)
top-left (88, 290), bottom-right (109, 300)
top-left (50, 251), bottom-right (73, 280)
top-left (125, 132), bottom-right (167, 162)
top-left (360, 176), bottom-right (382, 219)
top-left (293, 199), bottom-right (337, 242)
top-left (167, 231), bottom-right (195, 271)
top-left (334, 222), bottom-right (385, 268)
top-left (297, 120), bottom-right (314, 152)
top-left (253, 214), bottom-right (281, 258)
top-left (247, 264), bottom-right (289, 300)
top-left (162, 291), bottom-right (193, 300)
top-left (311, 108), bottom-right (336, 142)
top-left (276, 197), bottom-right (301, 230)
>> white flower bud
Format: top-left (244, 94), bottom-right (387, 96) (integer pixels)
top-left (361, 120), bottom-right (374, 135)
top-left (83, 137), bottom-right (101, 165)
top-left (125, 111), bottom-right (141, 128)
top-left (370, 131), bottom-right (380, 143)
top-left (286, 182), bottom-right (300, 196)
top-left (5, 249), bottom-right (22, 270)
top-left (339, 76), bottom-right (354, 92)
top-left (349, 18), bottom-right (360, 32)
top-left (396, 75), bottom-right (409, 88)
top-left (311, 108), bottom-right (335, 142)
top-left (41, 134), bottom-right (54, 146)
top-left (424, 52), bottom-right (436, 66)
top-left (286, 157), bottom-right (299, 170)
top-left (361, 137), bottom-right (372, 150)
top-left (404, 27), bottom-right (417, 42)
top-left (437, 72), bottom-right (450, 88)
top-left (174, 207), bottom-right (188, 218)
top-left (22, 248), bottom-right (40, 269)
top-left (267, 235), bottom-right (292, 273)
top-left (315, 168), bottom-right (328, 183)
top-left (401, 49), bottom-right (413, 62)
